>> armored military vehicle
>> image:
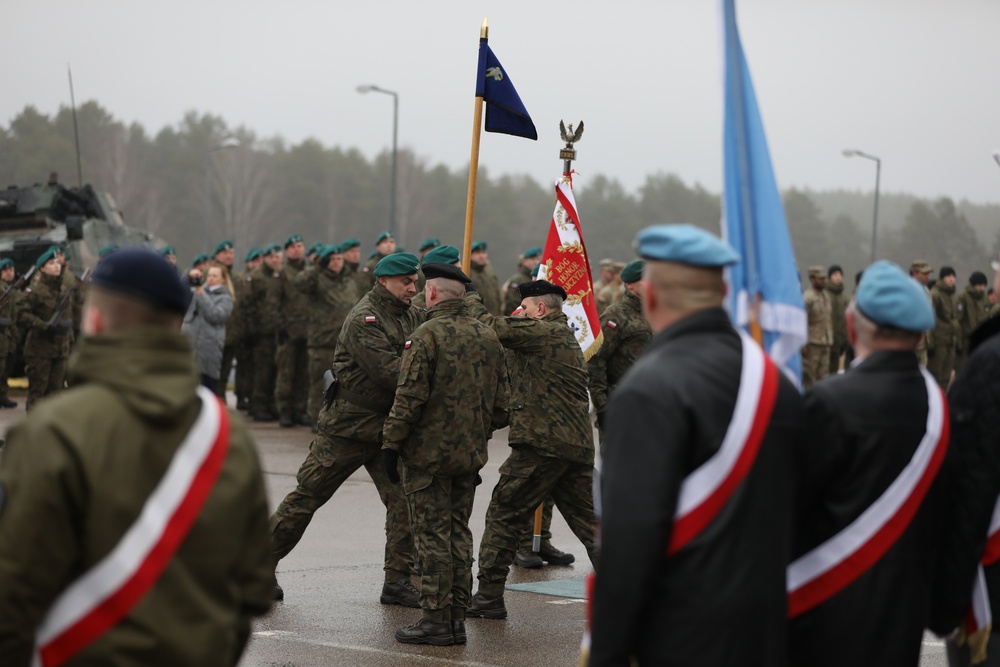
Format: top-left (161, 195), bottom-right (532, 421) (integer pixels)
top-left (0, 173), bottom-right (159, 275)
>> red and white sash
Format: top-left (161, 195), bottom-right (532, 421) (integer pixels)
top-left (787, 368), bottom-right (949, 618)
top-left (667, 332), bottom-right (779, 555)
top-left (32, 387), bottom-right (231, 667)
top-left (965, 498), bottom-right (1000, 635)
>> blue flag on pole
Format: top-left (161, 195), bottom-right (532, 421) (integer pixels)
top-left (721, 0), bottom-right (807, 384)
top-left (476, 39), bottom-right (537, 140)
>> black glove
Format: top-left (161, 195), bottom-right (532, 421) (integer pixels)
top-left (382, 448), bottom-right (400, 484)
top-left (475, 473), bottom-right (483, 486)
top-left (596, 411), bottom-right (606, 431)
top-left (927, 347), bottom-right (936, 359)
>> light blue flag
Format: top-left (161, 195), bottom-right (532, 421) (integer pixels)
top-left (721, 0), bottom-right (807, 385)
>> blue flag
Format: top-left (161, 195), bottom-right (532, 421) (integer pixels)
top-left (721, 0), bottom-right (807, 384)
top-left (476, 39), bottom-right (537, 140)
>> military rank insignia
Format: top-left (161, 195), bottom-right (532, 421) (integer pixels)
top-left (365, 315), bottom-right (377, 323)
top-left (607, 321), bottom-right (617, 329)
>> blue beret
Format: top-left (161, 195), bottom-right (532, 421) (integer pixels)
top-left (419, 237), bottom-right (441, 252)
top-left (0, 258), bottom-right (13, 271)
top-left (285, 234), bottom-right (304, 248)
top-left (159, 245), bottom-right (176, 256)
top-left (422, 245), bottom-right (460, 266)
top-left (620, 260), bottom-right (645, 283)
top-left (90, 248), bottom-right (191, 315)
top-left (375, 231), bottom-right (394, 245)
top-left (471, 240), bottom-right (488, 252)
top-left (245, 248), bottom-right (261, 262)
top-left (35, 248), bottom-right (58, 269)
top-left (523, 246), bottom-right (542, 259)
top-left (373, 252), bottom-right (420, 277)
top-left (191, 253), bottom-right (210, 267)
top-left (855, 261), bottom-right (934, 332)
top-left (213, 240), bottom-right (234, 255)
top-left (635, 224), bottom-right (739, 267)
top-left (341, 237), bottom-right (361, 249)
top-left (99, 244), bottom-right (120, 258)
top-left (318, 244), bottom-right (343, 262)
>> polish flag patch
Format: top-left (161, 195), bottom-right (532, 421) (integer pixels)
top-left (606, 321), bottom-right (618, 329)
top-left (404, 340), bottom-right (412, 349)
top-left (364, 315), bottom-right (377, 324)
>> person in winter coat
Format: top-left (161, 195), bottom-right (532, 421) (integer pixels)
top-left (183, 265), bottom-right (233, 389)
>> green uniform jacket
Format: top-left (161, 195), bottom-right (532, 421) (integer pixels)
top-left (826, 281), bottom-right (849, 351)
top-left (0, 279), bottom-right (17, 357)
top-left (245, 264), bottom-right (284, 336)
top-left (383, 298), bottom-right (509, 476)
top-left (803, 286), bottom-right (833, 345)
top-left (280, 258), bottom-right (311, 341)
top-left (957, 285), bottom-right (988, 348)
top-left (344, 262), bottom-right (370, 302)
top-left (930, 282), bottom-right (959, 350)
top-left (501, 265), bottom-right (532, 316)
top-left (20, 272), bottom-right (71, 358)
top-left (0, 328), bottom-right (274, 667)
top-left (470, 261), bottom-right (502, 316)
top-left (293, 265), bottom-right (359, 348)
top-left (320, 282), bottom-right (423, 442)
top-left (587, 290), bottom-right (652, 414)
top-left (467, 292), bottom-right (594, 465)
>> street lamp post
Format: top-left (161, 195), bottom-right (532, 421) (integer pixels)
top-left (203, 137), bottom-right (240, 251)
top-left (842, 149), bottom-right (881, 263)
top-left (357, 84), bottom-right (398, 237)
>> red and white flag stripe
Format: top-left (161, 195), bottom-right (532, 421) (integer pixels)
top-left (33, 387), bottom-right (231, 667)
top-left (965, 498), bottom-right (1000, 635)
top-left (787, 369), bottom-right (949, 618)
top-left (668, 332), bottom-right (779, 555)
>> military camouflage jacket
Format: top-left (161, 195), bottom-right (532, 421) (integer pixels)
top-left (382, 298), bottom-right (509, 476)
top-left (587, 290), bottom-right (652, 414)
top-left (21, 272), bottom-right (71, 358)
top-left (344, 262), bottom-right (370, 301)
top-left (957, 285), bottom-right (988, 346)
top-left (279, 258), bottom-right (311, 340)
top-left (244, 264), bottom-right (284, 336)
top-left (930, 282), bottom-right (959, 349)
top-left (470, 261), bottom-right (502, 316)
top-left (320, 282), bottom-right (423, 442)
top-left (467, 292), bottom-right (594, 464)
top-left (293, 265), bottom-right (359, 348)
top-left (826, 282), bottom-right (849, 349)
top-left (0, 279), bottom-right (17, 356)
top-left (803, 286), bottom-right (833, 345)
top-left (501, 265), bottom-right (532, 316)
top-left (226, 268), bottom-right (252, 343)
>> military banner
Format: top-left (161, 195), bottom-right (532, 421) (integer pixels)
top-left (537, 176), bottom-right (602, 360)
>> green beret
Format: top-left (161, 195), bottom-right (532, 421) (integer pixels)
top-left (307, 242), bottom-right (323, 256)
top-left (245, 248), bottom-right (261, 262)
top-left (471, 240), bottom-right (487, 252)
top-left (341, 237), bottom-right (361, 249)
top-left (395, 247), bottom-right (406, 253)
top-left (213, 240), bottom-right (234, 255)
top-left (319, 244), bottom-right (343, 262)
top-left (99, 244), bottom-right (120, 258)
top-left (375, 230), bottom-right (394, 245)
top-left (159, 245), bottom-right (176, 256)
top-left (419, 237), bottom-right (441, 252)
top-left (422, 245), bottom-right (460, 266)
top-left (35, 247), bottom-right (58, 269)
top-left (0, 258), bottom-right (14, 271)
top-left (373, 252), bottom-right (420, 277)
top-left (522, 246), bottom-right (542, 259)
top-left (620, 260), bottom-right (645, 284)
top-left (263, 244), bottom-right (282, 256)
top-left (285, 234), bottom-right (304, 248)
top-left (192, 253), bottom-right (211, 267)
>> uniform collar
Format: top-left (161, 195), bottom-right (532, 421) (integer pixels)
top-left (426, 297), bottom-right (469, 319)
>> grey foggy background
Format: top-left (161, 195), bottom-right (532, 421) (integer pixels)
top-left (3, 0), bottom-right (999, 204)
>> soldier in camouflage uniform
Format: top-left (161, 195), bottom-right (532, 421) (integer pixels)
top-left (955, 270), bottom-right (989, 371)
top-left (269, 253), bottom-right (423, 605)
top-left (415, 237), bottom-right (441, 294)
top-left (928, 266), bottom-right (959, 388)
top-left (383, 262), bottom-right (509, 646)
top-left (233, 249), bottom-right (262, 411)
top-left (909, 260), bottom-right (934, 366)
top-left (411, 245), bottom-right (461, 310)
top-left (246, 245), bottom-right (284, 421)
top-left (595, 261), bottom-right (624, 315)
top-left (340, 238), bottom-right (368, 301)
top-left (826, 264), bottom-right (849, 374)
top-left (469, 241), bottom-right (503, 316)
top-left (802, 265), bottom-right (833, 389)
top-left (500, 246), bottom-right (542, 316)
top-left (293, 244), bottom-right (359, 425)
top-left (465, 279), bottom-right (597, 620)
top-left (360, 231), bottom-right (396, 291)
top-left (20, 248), bottom-right (73, 411)
top-left (0, 259), bottom-right (19, 408)
top-left (275, 234), bottom-right (311, 427)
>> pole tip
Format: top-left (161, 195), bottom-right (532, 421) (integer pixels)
top-left (481, 17), bottom-right (489, 39)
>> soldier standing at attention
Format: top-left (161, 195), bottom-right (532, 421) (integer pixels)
top-left (501, 247), bottom-right (542, 316)
top-left (928, 266), bottom-right (959, 388)
top-left (20, 248), bottom-right (72, 411)
top-left (955, 270), bottom-right (989, 372)
top-left (233, 249), bottom-right (262, 412)
top-left (465, 279), bottom-right (597, 620)
top-left (589, 225), bottom-right (803, 666)
top-left (595, 261), bottom-right (624, 315)
top-left (411, 245), bottom-right (461, 310)
top-left (802, 266), bottom-right (833, 388)
top-left (383, 262), bottom-right (509, 646)
top-left (910, 260), bottom-right (934, 366)
top-left (269, 253), bottom-right (423, 604)
top-left (340, 238), bottom-right (367, 300)
top-left (826, 264), bottom-right (849, 374)
top-left (247, 244), bottom-right (284, 422)
top-left (0, 248), bottom-right (275, 667)
top-left (469, 241), bottom-right (503, 316)
top-left (0, 259), bottom-right (19, 408)
top-left (276, 234), bottom-right (311, 428)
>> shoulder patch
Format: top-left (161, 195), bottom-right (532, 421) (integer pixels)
top-left (404, 340), bottom-right (412, 349)
top-left (606, 321), bottom-right (618, 329)
top-left (365, 315), bottom-right (377, 323)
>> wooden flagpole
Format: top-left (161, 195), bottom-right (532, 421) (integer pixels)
top-left (461, 18), bottom-right (489, 275)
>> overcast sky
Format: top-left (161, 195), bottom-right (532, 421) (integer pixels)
top-left (4, 0), bottom-right (1000, 205)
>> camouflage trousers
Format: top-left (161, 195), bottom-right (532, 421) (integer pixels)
top-left (276, 336), bottom-right (309, 418)
top-left (477, 445), bottom-right (596, 596)
top-left (927, 344), bottom-right (956, 390)
top-left (307, 346), bottom-right (337, 424)
top-left (216, 343), bottom-right (234, 398)
top-left (25, 355), bottom-right (66, 412)
top-left (252, 334), bottom-right (278, 414)
top-left (234, 336), bottom-right (254, 405)
top-left (402, 467), bottom-right (476, 622)
top-left (801, 344), bottom-right (831, 389)
top-left (518, 497), bottom-right (554, 550)
top-left (270, 433), bottom-right (415, 582)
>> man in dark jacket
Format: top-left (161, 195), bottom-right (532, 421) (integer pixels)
top-left (589, 224), bottom-right (803, 667)
top-left (788, 261), bottom-right (945, 667)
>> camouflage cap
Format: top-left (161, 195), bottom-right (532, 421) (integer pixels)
top-left (620, 260), bottom-right (645, 283)
top-left (419, 237), bottom-right (441, 252)
top-left (807, 266), bottom-right (826, 279)
top-left (910, 259), bottom-right (932, 274)
top-left (373, 252), bottom-right (420, 277)
top-left (422, 245), bottom-right (460, 266)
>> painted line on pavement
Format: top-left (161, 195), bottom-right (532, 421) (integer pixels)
top-left (253, 630), bottom-right (503, 666)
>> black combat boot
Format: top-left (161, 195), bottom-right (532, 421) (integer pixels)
top-left (0, 397), bottom-right (17, 408)
top-left (380, 580), bottom-right (420, 608)
top-left (514, 547), bottom-right (543, 568)
top-left (467, 592), bottom-right (507, 619)
top-left (452, 620), bottom-right (467, 644)
top-left (538, 543), bottom-right (576, 565)
top-left (395, 619), bottom-right (455, 646)
top-left (272, 582), bottom-right (284, 600)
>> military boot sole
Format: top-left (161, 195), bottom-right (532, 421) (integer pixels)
top-left (394, 632), bottom-right (456, 646)
top-left (466, 606), bottom-right (507, 620)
